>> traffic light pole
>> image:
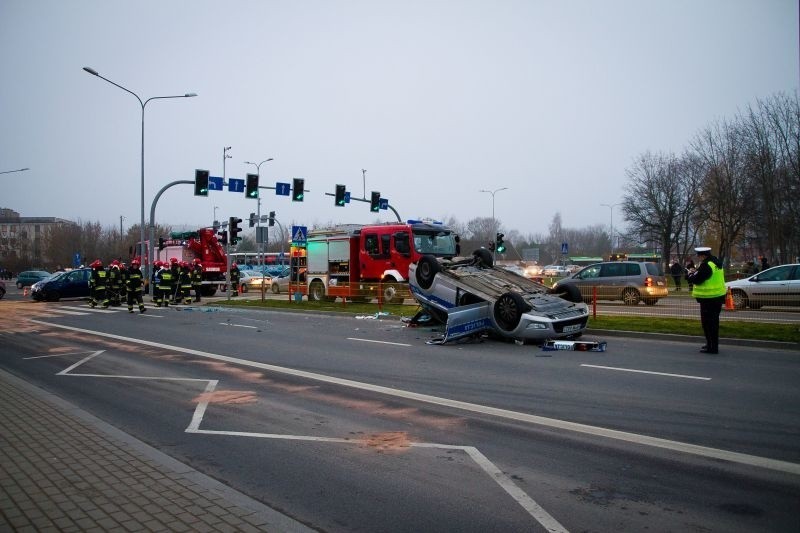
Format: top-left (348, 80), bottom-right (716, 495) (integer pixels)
top-left (148, 179), bottom-right (193, 293)
top-left (323, 192), bottom-right (402, 222)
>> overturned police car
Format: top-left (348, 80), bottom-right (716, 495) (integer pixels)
top-left (408, 249), bottom-right (588, 343)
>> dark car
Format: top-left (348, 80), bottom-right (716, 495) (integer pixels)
top-left (16, 270), bottom-right (52, 289)
top-left (31, 268), bottom-right (91, 301)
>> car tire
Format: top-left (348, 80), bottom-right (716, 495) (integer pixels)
top-left (622, 288), bottom-right (641, 305)
top-left (240, 284), bottom-right (248, 293)
top-left (550, 284), bottom-right (583, 304)
top-left (493, 292), bottom-right (530, 332)
top-left (473, 249), bottom-right (493, 268)
top-left (730, 289), bottom-right (748, 310)
top-left (415, 255), bottom-right (440, 290)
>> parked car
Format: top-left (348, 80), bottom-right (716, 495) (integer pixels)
top-left (238, 270), bottom-right (272, 293)
top-left (725, 263), bottom-right (800, 309)
top-left (553, 261), bottom-right (668, 305)
top-left (542, 265), bottom-right (570, 277)
top-left (269, 268), bottom-right (295, 294)
top-left (0, 279), bottom-right (5, 300)
top-left (16, 270), bottom-right (51, 289)
top-left (30, 268), bottom-right (91, 301)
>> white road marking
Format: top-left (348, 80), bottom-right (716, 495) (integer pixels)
top-left (219, 323), bottom-right (258, 329)
top-left (29, 319), bottom-right (800, 477)
top-left (347, 337), bottom-right (412, 347)
top-left (43, 308), bottom-right (90, 316)
top-left (581, 364), bottom-right (711, 381)
top-left (62, 306), bottom-right (119, 314)
top-left (51, 345), bottom-right (567, 531)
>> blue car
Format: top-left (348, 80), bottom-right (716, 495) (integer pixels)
top-left (16, 270), bottom-right (51, 289)
top-left (30, 268), bottom-right (92, 302)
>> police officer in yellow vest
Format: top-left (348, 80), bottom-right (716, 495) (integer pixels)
top-left (686, 246), bottom-right (727, 354)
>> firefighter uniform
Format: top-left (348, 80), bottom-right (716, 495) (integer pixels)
top-left (126, 260), bottom-right (146, 313)
top-left (156, 263), bottom-right (174, 307)
top-left (191, 259), bottom-right (203, 302)
top-left (169, 258), bottom-right (181, 304)
top-left (229, 263), bottom-right (241, 297)
top-left (107, 260), bottom-right (123, 306)
top-left (88, 260), bottom-right (109, 308)
top-left (179, 262), bottom-right (193, 304)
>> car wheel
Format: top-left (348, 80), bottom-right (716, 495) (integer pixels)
top-left (731, 289), bottom-right (748, 310)
top-left (309, 280), bottom-right (325, 302)
top-left (622, 288), bottom-right (640, 305)
top-left (240, 284), bottom-right (248, 293)
top-left (272, 283), bottom-right (280, 294)
top-left (473, 249), bottom-right (493, 268)
top-left (415, 255), bottom-right (440, 290)
top-left (550, 284), bottom-right (583, 304)
top-left (48, 291), bottom-right (61, 302)
top-left (493, 292), bottom-right (530, 332)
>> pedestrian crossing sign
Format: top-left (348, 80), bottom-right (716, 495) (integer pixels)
top-left (291, 225), bottom-right (307, 245)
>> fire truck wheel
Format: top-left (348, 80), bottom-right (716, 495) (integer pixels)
top-left (493, 292), bottom-right (530, 332)
top-left (473, 249), bottom-right (493, 268)
top-left (416, 255), bottom-right (440, 290)
top-left (550, 284), bottom-right (582, 303)
top-left (382, 282), bottom-right (402, 304)
top-left (309, 280), bottom-right (326, 302)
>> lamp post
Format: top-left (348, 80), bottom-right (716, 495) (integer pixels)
top-left (0, 167), bottom-right (29, 175)
top-left (479, 187), bottom-right (508, 259)
top-left (600, 203), bottom-right (621, 255)
top-left (243, 158), bottom-right (274, 267)
top-left (82, 67), bottom-right (196, 286)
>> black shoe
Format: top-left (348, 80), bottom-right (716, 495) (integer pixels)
top-left (140, 308), bottom-right (146, 314)
top-left (129, 310), bottom-right (134, 313)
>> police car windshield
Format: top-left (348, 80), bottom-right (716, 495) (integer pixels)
top-left (413, 230), bottom-right (457, 256)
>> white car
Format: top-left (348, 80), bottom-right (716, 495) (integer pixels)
top-left (725, 263), bottom-right (800, 309)
top-left (542, 265), bottom-right (570, 276)
top-left (408, 250), bottom-right (588, 343)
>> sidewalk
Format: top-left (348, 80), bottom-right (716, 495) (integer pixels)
top-left (0, 369), bottom-right (313, 532)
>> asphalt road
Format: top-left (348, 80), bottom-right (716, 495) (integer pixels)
top-left (2, 298), bottom-right (799, 532)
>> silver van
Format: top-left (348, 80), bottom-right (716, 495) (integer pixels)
top-left (553, 261), bottom-right (668, 305)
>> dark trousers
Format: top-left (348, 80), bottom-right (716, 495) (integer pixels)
top-left (127, 289), bottom-right (145, 312)
top-left (698, 296), bottom-right (725, 351)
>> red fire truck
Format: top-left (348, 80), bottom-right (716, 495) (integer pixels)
top-left (155, 228), bottom-right (227, 296)
top-left (303, 220), bottom-right (459, 303)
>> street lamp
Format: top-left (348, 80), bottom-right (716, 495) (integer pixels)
top-left (600, 203), bottom-right (622, 255)
top-left (479, 187), bottom-right (508, 259)
top-left (244, 158), bottom-right (274, 267)
top-left (83, 66), bottom-right (196, 286)
top-left (0, 167), bottom-right (29, 175)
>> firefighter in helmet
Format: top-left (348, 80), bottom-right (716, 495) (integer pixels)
top-left (126, 259), bottom-right (146, 313)
top-left (156, 260), bottom-right (174, 307)
top-left (179, 261), bottom-right (193, 305)
top-left (169, 257), bottom-right (181, 304)
top-left (88, 259), bottom-right (109, 308)
top-left (191, 258), bottom-right (203, 302)
top-left (107, 259), bottom-right (123, 306)
top-left (229, 262), bottom-right (241, 296)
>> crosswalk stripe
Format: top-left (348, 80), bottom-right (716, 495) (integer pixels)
top-left (61, 306), bottom-right (119, 314)
top-left (45, 308), bottom-right (90, 316)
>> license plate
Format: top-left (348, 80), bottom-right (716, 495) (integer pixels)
top-left (563, 324), bottom-right (582, 333)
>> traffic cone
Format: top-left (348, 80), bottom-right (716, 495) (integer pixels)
top-left (725, 288), bottom-right (735, 311)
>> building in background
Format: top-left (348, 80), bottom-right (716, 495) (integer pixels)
top-left (0, 208), bottom-right (73, 268)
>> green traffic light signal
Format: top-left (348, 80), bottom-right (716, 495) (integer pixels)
top-left (245, 174), bottom-right (259, 199)
top-left (194, 169), bottom-right (209, 197)
top-left (292, 178), bottom-right (305, 201)
top-left (495, 233), bottom-right (506, 253)
top-left (335, 184), bottom-right (346, 206)
top-left (370, 191), bottom-right (380, 212)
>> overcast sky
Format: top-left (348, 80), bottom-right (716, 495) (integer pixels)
top-left (1, 0), bottom-right (797, 239)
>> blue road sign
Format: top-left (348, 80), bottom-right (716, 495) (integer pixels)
top-left (561, 242), bottom-right (569, 254)
top-left (291, 225), bottom-right (307, 245)
top-left (228, 178), bottom-right (244, 193)
top-left (379, 198), bottom-right (389, 210)
top-left (276, 182), bottom-right (291, 196)
top-left (208, 176), bottom-right (224, 191)
top-left (73, 253), bottom-right (81, 268)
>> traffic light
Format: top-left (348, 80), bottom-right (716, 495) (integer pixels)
top-left (229, 217), bottom-right (242, 244)
top-left (268, 211), bottom-right (275, 227)
top-left (194, 169), bottom-right (209, 197)
top-left (213, 220), bottom-right (220, 231)
top-left (292, 178), bottom-right (304, 201)
top-left (496, 233), bottom-right (506, 254)
top-left (218, 230), bottom-right (228, 245)
top-left (335, 184), bottom-right (346, 206)
top-left (245, 173), bottom-right (259, 199)
top-left (370, 191), bottom-right (381, 212)
top-left (158, 237), bottom-right (166, 251)
top-left (249, 212), bottom-right (256, 228)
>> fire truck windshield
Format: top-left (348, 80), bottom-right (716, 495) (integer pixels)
top-left (413, 230), bottom-right (457, 256)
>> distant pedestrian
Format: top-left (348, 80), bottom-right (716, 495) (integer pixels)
top-left (669, 261), bottom-right (683, 291)
top-left (760, 256), bottom-right (770, 271)
top-left (229, 262), bottom-right (240, 297)
top-left (686, 247), bottom-right (726, 354)
top-left (685, 258), bottom-right (695, 291)
top-left (191, 259), bottom-right (203, 302)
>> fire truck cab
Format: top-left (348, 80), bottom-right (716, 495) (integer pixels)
top-left (305, 220), bottom-right (458, 304)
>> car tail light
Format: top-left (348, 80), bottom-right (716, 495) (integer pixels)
top-left (645, 276), bottom-right (653, 287)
